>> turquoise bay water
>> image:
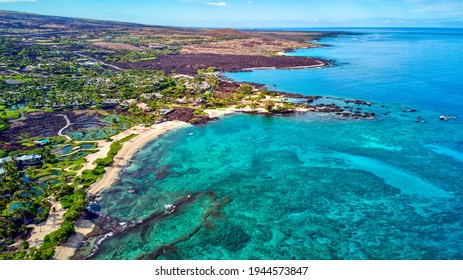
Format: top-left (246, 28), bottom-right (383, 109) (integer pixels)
top-left (229, 28), bottom-right (463, 115)
top-left (86, 28), bottom-right (463, 260)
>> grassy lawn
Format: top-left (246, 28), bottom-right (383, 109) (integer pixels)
top-left (6, 110), bottom-right (21, 119)
top-left (0, 109), bottom-right (21, 120)
top-left (69, 164), bottom-right (84, 171)
top-left (52, 159), bottom-right (86, 170)
top-left (27, 167), bottom-right (56, 180)
top-left (20, 108), bottom-right (42, 114)
top-left (0, 122), bottom-right (8, 131)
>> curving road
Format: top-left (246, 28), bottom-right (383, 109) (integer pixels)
top-left (56, 114), bottom-right (72, 141)
top-left (73, 51), bottom-right (125, 71)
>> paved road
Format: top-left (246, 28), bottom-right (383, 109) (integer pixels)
top-left (56, 114), bottom-right (72, 141)
top-left (73, 51), bottom-right (125, 71)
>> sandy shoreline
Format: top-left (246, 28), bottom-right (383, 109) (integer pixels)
top-left (53, 108), bottom-right (273, 259)
top-left (86, 120), bottom-right (190, 196)
top-left (204, 106), bottom-right (272, 118)
top-left (241, 60), bottom-right (327, 71)
top-left (53, 120), bottom-right (189, 259)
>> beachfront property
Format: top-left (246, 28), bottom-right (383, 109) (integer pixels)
top-left (160, 109), bottom-right (174, 115)
top-left (5, 80), bottom-right (25, 86)
top-left (0, 154), bottom-right (43, 166)
top-left (0, 154), bottom-right (43, 174)
top-left (33, 139), bottom-right (51, 146)
top-left (140, 92), bottom-right (163, 100)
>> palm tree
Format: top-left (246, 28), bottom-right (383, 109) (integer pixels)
top-left (1, 161), bottom-right (21, 196)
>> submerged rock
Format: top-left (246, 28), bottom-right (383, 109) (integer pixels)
top-left (206, 222), bottom-right (251, 251)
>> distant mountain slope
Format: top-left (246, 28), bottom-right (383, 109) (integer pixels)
top-left (1, 10), bottom-right (149, 26)
top-left (0, 10), bottom-right (183, 35)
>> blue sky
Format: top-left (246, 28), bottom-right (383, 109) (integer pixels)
top-left (1, 0), bottom-right (463, 28)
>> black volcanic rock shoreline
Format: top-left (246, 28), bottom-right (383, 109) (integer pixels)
top-left (113, 53), bottom-right (328, 75)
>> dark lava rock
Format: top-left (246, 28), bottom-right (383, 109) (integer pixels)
top-left (82, 208), bottom-right (99, 221)
top-left (345, 99), bottom-right (372, 106)
top-left (115, 54), bottom-right (329, 75)
top-left (165, 107), bottom-right (217, 124)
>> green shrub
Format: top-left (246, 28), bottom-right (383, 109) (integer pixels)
top-left (119, 134), bottom-right (137, 143)
top-left (26, 136), bottom-right (133, 259)
top-left (59, 195), bottom-right (73, 209)
top-left (193, 109), bottom-right (207, 116)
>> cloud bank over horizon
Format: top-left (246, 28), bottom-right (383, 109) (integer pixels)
top-left (1, 0), bottom-right (462, 28)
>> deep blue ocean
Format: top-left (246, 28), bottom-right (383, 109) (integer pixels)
top-left (83, 28), bottom-right (463, 260)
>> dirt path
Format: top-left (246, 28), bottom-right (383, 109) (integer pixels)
top-left (56, 114), bottom-right (72, 141)
top-left (73, 51), bottom-right (125, 71)
top-left (27, 197), bottom-right (66, 249)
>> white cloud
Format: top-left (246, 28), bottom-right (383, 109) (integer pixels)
top-left (407, 0), bottom-right (463, 18)
top-left (201, 1), bottom-right (230, 7)
top-left (0, 0), bottom-right (36, 2)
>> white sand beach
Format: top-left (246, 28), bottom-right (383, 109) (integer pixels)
top-left (47, 121), bottom-right (189, 259)
top-left (87, 120), bottom-right (190, 196)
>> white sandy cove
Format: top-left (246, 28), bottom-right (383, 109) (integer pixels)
top-left (86, 120), bottom-right (190, 196)
top-left (54, 120), bottom-right (191, 259)
top-left (22, 120), bottom-right (188, 259)
top-left (204, 106), bottom-right (268, 118)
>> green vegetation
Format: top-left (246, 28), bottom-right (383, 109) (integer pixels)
top-left (0, 121), bottom-right (8, 131)
top-left (240, 83), bottom-right (253, 95)
top-left (29, 188), bottom-right (85, 259)
top-left (0, 161), bottom-right (50, 255)
top-left (1, 110), bottom-right (20, 120)
top-left (0, 133), bottom-right (120, 259)
top-left (0, 108), bottom-right (21, 131)
top-left (0, 136), bottom-right (99, 259)
top-left (193, 109), bottom-right (208, 116)
top-left (76, 134), bottom-right (136, 188)
top-left (119, 134), bottom-right (138, 143)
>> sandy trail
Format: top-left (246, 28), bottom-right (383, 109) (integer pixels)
top-left (56, 114), bottom-right (72, 141)
top-left (27, 198), bottom-right (66, 249)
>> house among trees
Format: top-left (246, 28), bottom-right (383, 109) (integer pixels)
top-left (137, 102), bottom-right (152, 112)
top-left (0, 154), bottom-right (43, 174)
top-left (5, 80), bottom-right (25, 86)
top-left (121, 99), bottom-right (137, 107)
top-left (16, 154), bottom-right (43, 165)
top-left (160, 109), bottom-right (174, 115)
top-left (33, 139), bottom-right (51, 146)
top-left (141, 92), bottom-right (163, 100)
top-left (52, 102), bottom-right (66, 110)
top-left (101, 98), bottom-right (121, 109)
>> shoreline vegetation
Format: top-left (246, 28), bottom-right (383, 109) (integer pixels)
top-left (53, 120), bottom-right (190, 259)
top-left (0, 10), bottom-right (375, 259)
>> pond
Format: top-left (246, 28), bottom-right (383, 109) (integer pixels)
top-left (71, 151), bottom-right (90, 160)
top-left (65, 115), bottom-right (129, 141)
top-left (55, 145), bottom-right (73, 156)
top-left (7, 201), bottom-right (30, 212)
top-left (80, 143), bottom-right (96, 149)
top-left (10, 104), bottom-right (26, 110)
